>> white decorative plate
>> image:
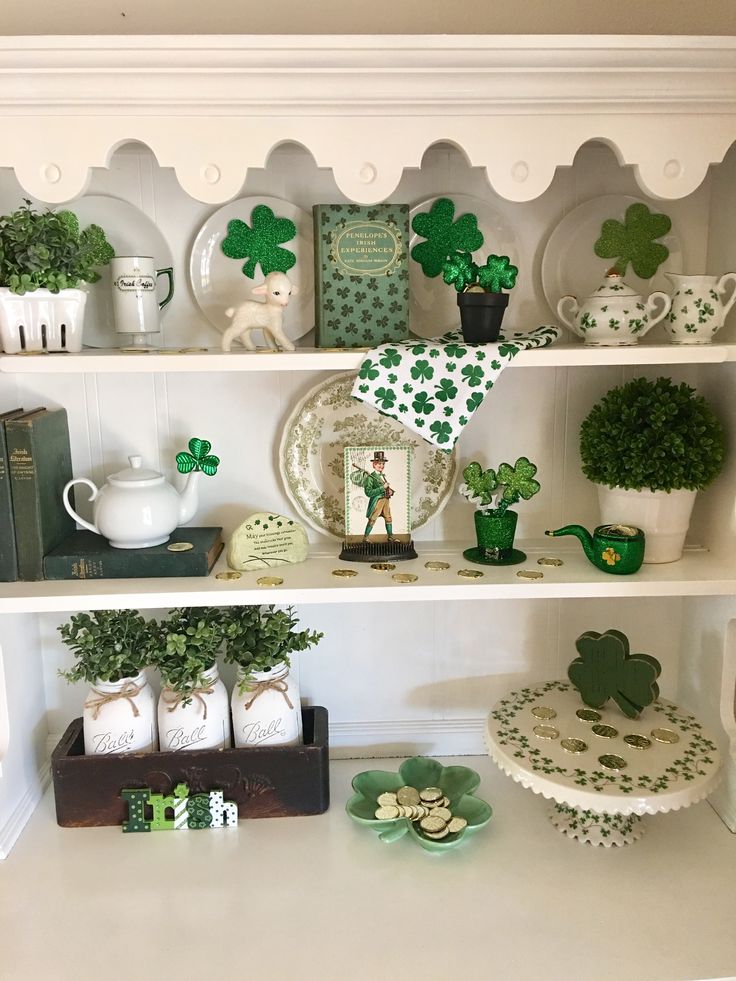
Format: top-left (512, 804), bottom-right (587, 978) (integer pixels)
top-left (409, 194), bottom-right (519, 339)
top-left (540, 194), bottom-right (684, 319)
top-left (279, 373), bottom-right (457, 539)
top-left (189, 196), bottom-right (314, 346)
top-left (61, 195), bottom-right (174, 349)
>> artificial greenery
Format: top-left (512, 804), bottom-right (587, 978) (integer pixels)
top-left (593, 203), bottom-right (671, 280)
top-left (0, 200), bottom-right (114, 295)
top-left (58, 610), bottom-right (156, 685)
top-left (459, 457), bottom-right (540, 514)
top-left (222, 605), bottom-right (323, 693)
top-left (580, 376), bottom-right (726, 492)
top-left (411, 197), bottom-right (518, 294)
top-left (151, 607), bottom-right (225, 702)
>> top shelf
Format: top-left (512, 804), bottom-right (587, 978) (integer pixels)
top-left (2, 343), bottom-right (735, 374)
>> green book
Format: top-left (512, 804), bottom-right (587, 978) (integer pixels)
top-left (0, 408), bottom-right (26, 582)
top-left (313, 203), bottom-right (410, 348)
top-left (7, 407), bottom-right (75, 581)
top-left (43, 527), bottom-right (224, 580)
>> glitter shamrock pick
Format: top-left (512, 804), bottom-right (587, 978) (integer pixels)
top-left (176, 438), bottom-right (220, 477)
top-left (221, 204), bottom-right (297, 279)
top-left (594, 203), bottom-right (671, 280)
top-left (568, 629), bottom-right (661, 719)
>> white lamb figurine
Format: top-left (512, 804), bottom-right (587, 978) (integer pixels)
top-left (221, 272), bottom-right (298, 352)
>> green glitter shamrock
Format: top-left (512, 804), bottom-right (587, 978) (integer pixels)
top-left (221, 204), bottom-right (297, 279)
top-left (459, 456), bottom-right (540, 514)
top-left (594, 203), bottom-right (671, 279)
top-left (568, 629), bottom-right (661, 719)
top-left (461, 462), bottom-right (499, 506)
top-left (411, 198), bottom-right (484, 278)
top-left (496, 457), bottom-right (540, 505)
top-left (477, 255), bottom-right (518, 293)
top-left (442, 252), bottom-right (478, 291)
top-left (176, 437), bottom-right (220, 477)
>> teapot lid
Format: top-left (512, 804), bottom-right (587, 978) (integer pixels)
top-left (593, 271), bottom-right (639, 298)
top-left (108, 455), bottom-right (164, 485)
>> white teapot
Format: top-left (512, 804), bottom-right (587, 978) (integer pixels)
top-left (63, 454), bottom-right (201, 549)
top-left (557, 271), bottom-right (672, 346)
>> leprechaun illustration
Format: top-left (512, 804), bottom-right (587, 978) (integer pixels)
top-left (350, 450), bottom-right (396, 541)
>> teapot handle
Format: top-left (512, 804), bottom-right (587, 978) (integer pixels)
top-left (717, 272), bottom-right (736, 318)
top-left (63, 478), bottom-right (101, 535)
top-left (557, 296), bottom-right (582, 337)
top-left (641, 291), bottom-right (672, 334)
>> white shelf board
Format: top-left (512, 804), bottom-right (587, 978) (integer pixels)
top-left (3, 757), bottom-right (736, 981)
top-left (1, 541), bottom-right (733, 614)
top-left (1, 342), bottom-right (734, 374)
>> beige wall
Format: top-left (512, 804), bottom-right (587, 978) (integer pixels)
top-left (1, 0), bottom-right (734, 35)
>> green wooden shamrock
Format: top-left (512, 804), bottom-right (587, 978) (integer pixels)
top-left (594, 203), bottom-right (671, 279)
top-left (176, 437), bottom-right (220, 477)
top-left (461, 461), bottom-right (499, 506)
top-left (477, 254), bottom-right (518, 293)
top-left (411, 198), bottom-right (484, 278)
top-left (496, 456), bottom-right (540, 505)
top-left (221, 204), bottom-right (297, 279)
top-left (442, 252), bottom-right (478, 292)
top-left (568, 629), bottom-right (662, 719)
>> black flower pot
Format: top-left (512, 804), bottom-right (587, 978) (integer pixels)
top-left (457, 291), bottom-right (509, 343)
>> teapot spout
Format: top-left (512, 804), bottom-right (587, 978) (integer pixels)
top-left (178, 470), bottom-right (200, 526)
top-left (545, 524), bottom-right (596, 563)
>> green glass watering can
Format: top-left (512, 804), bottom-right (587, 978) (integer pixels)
top-left (545, 523), bottom-right (645, 575)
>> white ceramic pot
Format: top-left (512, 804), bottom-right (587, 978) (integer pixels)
top-left (597, 484), bottom-right (697, 564)
top-left (158, 665), bottom-right (231, 752)
top-left (231, 661), bottom-right (302, 748)
top-left (0, 287), bottom-right (87, 353)
top-left (663, 272), bottom-right (736, 344)
top-left (83, 671), bottom-right (157, 755)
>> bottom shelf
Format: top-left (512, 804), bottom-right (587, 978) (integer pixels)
top-left (2, 755), bottom-right (735, 980)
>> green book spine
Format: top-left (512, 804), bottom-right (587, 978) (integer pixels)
top-left (313, 203), bottom-right (410, 348)
top-left (43, 527), bottom-right (224, 580)
top-left (7, 408), bottom-right (76, 581)
top-left (0, 409), bottom-right (26, 582)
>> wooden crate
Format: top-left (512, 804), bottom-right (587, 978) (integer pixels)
top-left (51, 706), bottom-right (330, 827)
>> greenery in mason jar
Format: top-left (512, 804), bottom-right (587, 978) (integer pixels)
top-left (222, 605), bottom-right (323, 693)
top-left (151, 607), bottom-right (225, 704)
top-left (0, 199), bottom-right (114, 295)
top-left (58, 609), bottom-right (156, 684)
top-left (580, 376), bottom-right (726, 492)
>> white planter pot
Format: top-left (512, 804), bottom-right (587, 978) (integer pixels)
top-left (158, 665), bottom-right (231, 752)
top-left (597, 484), bottom-right (698, 564)
top-left (231, 661), bottom-right (302, 748)
top-left (0, 287), bottom-right (87, 353)
top-left (83, 671), bottom-right (157, 755)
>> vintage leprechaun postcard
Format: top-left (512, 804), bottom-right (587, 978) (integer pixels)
top-left (343, 445), bottom-right (412, 544)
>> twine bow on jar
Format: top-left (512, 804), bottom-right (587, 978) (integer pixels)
top-left (84, 680), bottom-right (143, 720)
top-left (243, 674), bottom-right (294, 711)
top-left (162, 683), bottom-right (216, 720)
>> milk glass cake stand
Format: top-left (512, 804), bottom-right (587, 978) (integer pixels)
top-left (485, 681), bottom-right (721, 847)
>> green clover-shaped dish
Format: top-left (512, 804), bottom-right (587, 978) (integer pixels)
top-left (346, 756), bottom-right (492, 852)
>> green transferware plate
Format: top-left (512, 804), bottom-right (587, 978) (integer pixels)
top-left (346, 756), bottom-right (492, 852)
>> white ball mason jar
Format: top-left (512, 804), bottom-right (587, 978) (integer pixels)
top-left (158, 665), bottom-right (232, 752)
top-left (231, 661), bottom-right (302, 748)
top-left (83, 670), bottom-right (157, 755)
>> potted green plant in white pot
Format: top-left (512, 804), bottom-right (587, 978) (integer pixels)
top-left (58, 609), bottom-right (158, 756)
top-left (152, 606), bottom-right (230, 752)
top-left (580, 376), bottom-right (726, 563)
top-left (222, 605), bottom-right (323, 748)
top-left (0, 199), bottom-right (114, 353)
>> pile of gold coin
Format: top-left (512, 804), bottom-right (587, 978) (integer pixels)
top-left (374, 785), bottom-right (468, 840)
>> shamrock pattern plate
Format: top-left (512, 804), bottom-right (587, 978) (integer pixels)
top-left (279, 373), bottom-right (456, 539)
top-left (540, 194), bottom-right (683, 320)
top-left (409, 194), bottom-right (519, 338)
top-left (189, 195), bottom-right (314, 345)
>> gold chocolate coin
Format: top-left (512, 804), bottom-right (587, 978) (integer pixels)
top-left (517, 569), bottom-right (543, 580)
top-left (374, 805), bottom-right (400, 820)
top-left (531, 706), bottom-right (557, 720)
top-left (592, 724), bottom-right (618, 739)
top-left (447, 816), bottom-right (468, 834)
top-left (624, 734), bottom-right (652, 750)
top-left (425, 561), bottom-right (450, 571)
top-left (429, 807), bottom-right (452, 823)
top-left (458, 568), bottom-right (483, 579)
top-left (216, 571), bottom-right (242, 581)
top-left (561, 737), bottom-right (588, 754)
top-left (256, 575), bottom-right (283, 586)
top-left (397, 786), bottom-right (421, 807)
top-left (419, 816), bottom-right (446, 834)
top-left (440, 796), bottom-right (451, 809)
top-left (537, 556), bottom-right (563, 567)
top-left (576, 709), bottom-right (602, 723)
top-left (419, 787), bottom-right (443, 803)
top-left (167, 541), bottom-right (194, 552)
top-left (533, 724), bottom-right (559, 740)
top-left (377, 792), bottom-right (398, 806)
top-left (332, 568), bottom-right (358, 578)
top-left (392, 573), bottom-right (418, 583)
top-left (651, 727), bottom-right (679, 744)
top-left (370, 562), bottom-right (396, 571)
top-left (423, 827), bottom-right (450, 840)
top-left (598, 754), bottom-right (627, 771)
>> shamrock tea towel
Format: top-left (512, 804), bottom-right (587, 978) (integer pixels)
top-left (351, 327), bottom-right (560, 450)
